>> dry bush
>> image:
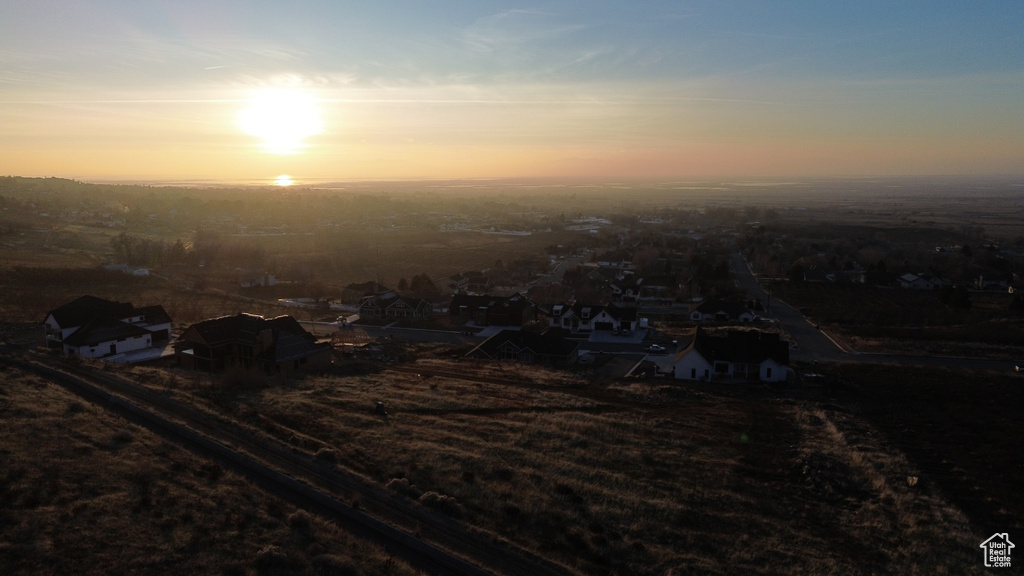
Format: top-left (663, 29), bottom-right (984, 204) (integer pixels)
top-left (255, 544), bottom-right (308, 575)
top-left (286, 510), bottom-right (314, 538)
top-left (384, 477), bottom-right (422, 499)
top-left (418, 491), bottom-right (466, 520)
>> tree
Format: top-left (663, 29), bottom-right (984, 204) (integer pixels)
top-left (397, 277), bottom-right (408, 291)
top-left (168, 239), bottom-right (187, 263)
top-left (110, 232), bottom-right (138, 264)
top-left (409, 274), bottom-right (438, 298)
top-left (788, 263), bottom-right (805, 283)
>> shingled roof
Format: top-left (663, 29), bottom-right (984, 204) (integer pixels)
top-left (182, 313), bottom-right (317, 347)
top-left (680, 327), bottom-right (789, 365)
top-left (46, 295), bottom-right (135, 328)
top-left (62, 318), bottom-right (153, 347)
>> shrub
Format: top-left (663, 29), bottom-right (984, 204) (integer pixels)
top-left (418, 491), bottom-right (466, 519)
top-left (384, 477), bottom-right (422, 499)
top-left (255, 544), bottom-right (308, 575)
top-left (286, 509), bottom-right (313, 538)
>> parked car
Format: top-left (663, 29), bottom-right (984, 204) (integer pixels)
top-left (646, 343), bottom-right (667, 353)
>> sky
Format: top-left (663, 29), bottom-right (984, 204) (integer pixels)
top-left (2, 1), bottom-right (1023, 184)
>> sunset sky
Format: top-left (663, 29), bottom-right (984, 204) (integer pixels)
top-left (2, 1), bottom-right (1023, 184)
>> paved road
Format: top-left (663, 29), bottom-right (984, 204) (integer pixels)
top-left (730, 253), bottom-right (846, 362)
top-left (730, 253), bottom-right (1021, 372)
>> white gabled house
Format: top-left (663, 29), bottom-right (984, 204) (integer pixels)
top-left (669, 327), bottom-right (789, 382)
top-left (548, 301), bottom-right (638, 334)
top-left (44, 295), bottom-right (173, 361)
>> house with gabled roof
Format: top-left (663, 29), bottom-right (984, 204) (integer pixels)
top-left (898, 272), bottom-right (943, 290)
top-left (688, 298), bottom-right (755, 323)
top-left (467, 329), bottom-right (579, 365)
top-left (449, 292), bottom-right (536, 326)
top-left (341, 281), bottom-right (390, 305)
top-left (609, 275), bottom-right (643, 303)
top-left (175, 313), bottom-right (330, 373)
top-left (669, 327), bottom-right (789, 382)
top-left (547, 301), bottom-right (638, 334)
top-left (358, 291), bottom-right (432, 320)
top-left (44, 295), bottom-right (172, 361)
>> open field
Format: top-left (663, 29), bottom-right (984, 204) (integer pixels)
top-left (42, 346), bottom-right (1009, 575)
top-left (769, 282), bottom-right (1024, 359)
top-left (0, 365), bottom-right (422, 576)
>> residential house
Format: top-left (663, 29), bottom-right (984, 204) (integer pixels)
top-left (670, 327), bottom-right (789, 382)
top-left (688, 298), bottom-right (755, 323)
top-left (898, 272), bottom-right (943, 290)
top-left (43, 295), bottom-right (172, 360)
top-left (467, 329), bottom-right (579, 364)
top-left (548, 301), bottom-right (638, 334)
top-left (609, 275), bottom-right (643, 303)
top-left (359, 291), bottom-right (433, 320)
top-left (637, 275), bottom-right (677, 302)
top-left (449, 293), bottom-right (536, 326)
top-left (175, 313), bottom-right (330, 373)
top-left (446, 270), bottom-right (491, 293)
top-left (341, 281), bottom-right (389, 305)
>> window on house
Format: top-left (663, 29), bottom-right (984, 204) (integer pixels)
top-left (766, 367), bottom-right (772, 379)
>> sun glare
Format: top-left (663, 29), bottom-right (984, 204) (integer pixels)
top-left (274, 174), bottom-right (294, 186)
top-left (237, 89), bottom-right (323, 154)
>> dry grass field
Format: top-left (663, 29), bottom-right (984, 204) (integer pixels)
top-left (770, 281), bottom-right (1024, 358)
top-left (0, 365), bottom-right (423, 576)
top-left (77, 346), bottom-right (1012, 575)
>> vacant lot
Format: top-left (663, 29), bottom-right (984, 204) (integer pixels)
top-left (86, 347), bottom-right (1010, 575)
top-left (771, 281), bottom-right (1024, 358)
top-left (0, 366), bottom-right (422, 576)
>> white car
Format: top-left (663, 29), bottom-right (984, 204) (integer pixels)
top-left (646, 344), bottom-right (666, 353)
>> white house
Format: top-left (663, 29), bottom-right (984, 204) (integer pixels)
top-left (669, 327), bottom-right (789, 382)
top-left (44, 295), bottom-right (173, 360)
top-left (548, 301), bottom-right (638, 333)
top-left (62, 319), bottom-right (155, 358)
top-left (898, 273), bottom-right (943, 290)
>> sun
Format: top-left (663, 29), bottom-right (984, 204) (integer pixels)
top-left (237, 89), bottom-right (323, 154)
top-left (274, 174), bottom-right (294, 187)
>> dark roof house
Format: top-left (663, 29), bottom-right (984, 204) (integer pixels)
top-left (175, 313), bottom-right (330, 373)
top-left (688, 298), bottom-right (754, 323)
top-left (467, 329), bottom-right (579, 365)
top-left (359, 291), bottom-right (432, 320)
top-left (449, 292), bottom-right (536, 326)
top-left (670, 327), bottom-right (789, 382)
top-left (44, 295), bottom-right (173, 361)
